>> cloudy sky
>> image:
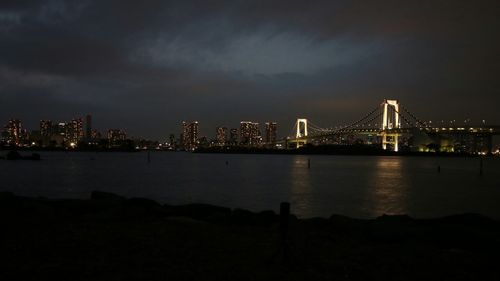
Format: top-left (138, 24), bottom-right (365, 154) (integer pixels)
top-left (1, 0), bottom-right (499, 140)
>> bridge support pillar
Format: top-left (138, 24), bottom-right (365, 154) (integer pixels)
top-left (296, 139), bottom-right (307, 149)
top-left (381, 100), bottom-right (401, 152)
top-left (382, 133), bottom-right (399, 152)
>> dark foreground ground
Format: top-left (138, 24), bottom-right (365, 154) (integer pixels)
top-left (1, 192), bottom-right (499, 281)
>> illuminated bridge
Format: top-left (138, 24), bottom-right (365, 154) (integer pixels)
top-left (285, 99), bottom-right (500, 153)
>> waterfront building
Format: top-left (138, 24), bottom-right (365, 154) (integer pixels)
top-left (229, 128), bottom-right (238, 146)
top-left (54, 122), bottom-right (68, 137)
top-left (39, 120), bottom-right (53, 147)
top-left (180, 121), bottom-right (199, 151)
top-left (188, 122), bottom-right (199, 150)
top-left (265, 122), bottom-right (277, 145)
top-left (5, 119), bottom-right (22, 146)
top-left (28, 130), bottom-right (42, 147)
top-left (68, 118), bottom-right (84, 145)
top-left (240, 121), bottom-right (261, 146)
top-left (49, 122), bottom-right (69, 147)
top-left (181, 122), bottom-right (189, 150)
top-left (253, 124), bottom-right (263, 146)
top-left (216, 126), bottom-right (227, 146)
top-left (40, 120), bottom-right (52, 137)
top-left (108, 129), bottom-right (127, 147)
top-left (240, 122), bottom-right (252, 145)
top-left (91, 129), bottom-right (101, 140)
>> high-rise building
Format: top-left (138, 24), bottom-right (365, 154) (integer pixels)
top-left (265, 122), bottom-right (277, 145)
top-left (39, 120), bottom-right (53, 147)
top-left (85, 114), bottom-right (92, 140)
top-left (6, 119), bottom-right (22, 146)
top-left (240, 121), bottom-right (261, 146)
top-left (188, 122), bottom-right (199, 150)
top-left (68, 118), bottom-right (84, 145)
top-left (229, 128), bottom-right (238, 146)
top-left (180, 121), bottom-right (199, 151)
top-left (91, 129), bottom-right (101, 140)
top-left (252, 123), bottom-right (262, 146)
top-left (181, 121), bottom-right (189, 149)
top-left (240, 122), bottom-right (252, 145)
top-left (53, 122), bottom-right (68, 143)
top-left (108, 129), bottom-right (127, 147)
top-left (216, 126), bottom-right (227, 146)
top-left (40, 120), bottom-right (53, 137)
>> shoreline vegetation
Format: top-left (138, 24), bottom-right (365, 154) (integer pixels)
top-left (1, 191), bottom-right (499, 280)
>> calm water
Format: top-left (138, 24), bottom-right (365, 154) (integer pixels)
top-left (1, 151), bottom-right (500, 219)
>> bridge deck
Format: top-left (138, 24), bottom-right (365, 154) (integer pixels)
top-left (292, 126), bottom-right (500, 140)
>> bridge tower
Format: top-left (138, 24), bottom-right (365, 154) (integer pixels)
top-left (295, 118), bottom-right (308, 148)
top-left (381, 99), bottom-right (401, 152)
top-left (296, 118), bottom-right (308, 138)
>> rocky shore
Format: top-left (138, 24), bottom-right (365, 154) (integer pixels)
top-left (1, 191), bottom-right (499, 280)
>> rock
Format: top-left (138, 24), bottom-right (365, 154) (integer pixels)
top-left (166, 204), bottom-right (231, 220)
top-left (376, 214), bottom-right (414, 223)
top-left (90, 191), bottom-right (126, 201)
top-left (0, 192), bottom-right (21, 208)
top-left (257, 210), bottom-right (278, 223)
top-left (231, 208), bottom-right (258, 224)
top-left (0, 191), bottom-right (17, 200)
top-left (122, 197), bottom-right (165, 219)
top-left (50, 199), bottom-right (96, 220)
top-left (439, 213), bottom-right (499, 230)
top-left (126, 197), bottom-right (161, 209)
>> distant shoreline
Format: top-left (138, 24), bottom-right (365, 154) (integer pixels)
top-left (194, 145), bottom-right (492, 158)
top-left (0, 145), bottom-right (495, 158)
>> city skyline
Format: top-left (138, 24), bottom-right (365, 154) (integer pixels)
top-left (0, 114), bottom-right (284, 149)
top-left (2, 112), bottom-right (499, 144)
top-left (1, 1), bottom-right (500, 140)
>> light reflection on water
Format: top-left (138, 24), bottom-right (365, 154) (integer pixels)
top-left (367, 157), bottom-right (408, 216)
top-left (289, 156), bottom-right (314, 218)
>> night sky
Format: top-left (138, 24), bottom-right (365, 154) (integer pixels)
top-left (1, 0), bottom-right (500, 140)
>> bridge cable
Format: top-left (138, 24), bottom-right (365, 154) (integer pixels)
top-left (392, 107), bottom-right (416, 128)
top-left (309, 105), bottom-right (382, 137)
top-left (335, 112), bottom-right (383, 134)
top-left (332, 104), bottom-right (382, 133)
top-left (400, 104), bottom-right (429, 128)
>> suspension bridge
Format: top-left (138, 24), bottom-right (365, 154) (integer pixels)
top-left (285, 99), bottom-right (500, 153)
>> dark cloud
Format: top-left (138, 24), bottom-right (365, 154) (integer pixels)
top-left (1, 0), bottom-right (499, 139)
